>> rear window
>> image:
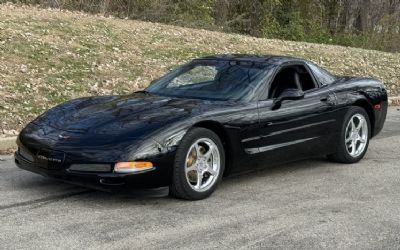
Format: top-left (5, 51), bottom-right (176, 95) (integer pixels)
top-left (307, 62), bottom-right (336, 85)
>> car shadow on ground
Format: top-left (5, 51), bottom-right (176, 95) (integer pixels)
top-left (28, 156), bottom-right (338, 203)
top-left (4, 155), bottom-right (346, 212)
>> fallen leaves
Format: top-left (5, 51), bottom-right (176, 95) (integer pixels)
top-left (0, 3), bottom-right (399, 137)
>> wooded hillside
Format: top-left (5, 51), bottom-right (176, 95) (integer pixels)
top-left (0, 3), bottom-right (399, 137)
top-left (7, 0), bottom-right (400, 52)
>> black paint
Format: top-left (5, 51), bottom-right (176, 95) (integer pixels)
top-left (15, 55), bottom-right (388, 189)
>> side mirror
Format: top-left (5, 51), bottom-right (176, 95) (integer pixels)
top-left (272, 89), bottom-right (304, 110)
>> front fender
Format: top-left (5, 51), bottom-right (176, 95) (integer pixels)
top-left (122, 121), bottom-right (193, 161)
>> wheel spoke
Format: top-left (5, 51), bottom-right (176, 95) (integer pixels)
top-left (203, 145), bottom-right (213, 161)
top-left (194, 144), bottom-right (201, 157)
top-left (356, 118), bottom-right (364, 131)
top-left (207, 167), bottom-right (218, 176)
top-left (350, 119), bottom-right (356, 131)
top-left (195, 172), bottom-right (203, 189)
top-left (359, 137), bottom-right (366, 143)
top-left (350, 140), bottom-right (357, 154)
top-left (185, 165), bottom-right (196, 173)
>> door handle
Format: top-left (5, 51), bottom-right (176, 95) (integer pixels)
top-left (320, 97), bottom-right (329, 102)
top-left (320, 94), bottom-right (336, 105)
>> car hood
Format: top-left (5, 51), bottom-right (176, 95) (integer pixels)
top-left (33, 92), bottom-right (207, 138)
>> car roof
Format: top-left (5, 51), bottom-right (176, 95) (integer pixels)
top-left (194, 54), bottom-right (307, 65)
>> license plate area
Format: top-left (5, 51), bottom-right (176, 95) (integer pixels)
top-left (36, 149), bottom-right (66, 169)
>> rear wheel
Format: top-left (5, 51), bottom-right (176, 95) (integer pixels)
top-left (328, 107), bottom-right (370, 163)
top-left (169, 128), bottom-right (225, 200)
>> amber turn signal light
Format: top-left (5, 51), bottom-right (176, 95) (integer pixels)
top-left (114, 161), bottom-right (154, 173)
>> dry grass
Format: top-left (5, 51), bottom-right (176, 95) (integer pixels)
top-left (1, 3), bottom-right (399, 137)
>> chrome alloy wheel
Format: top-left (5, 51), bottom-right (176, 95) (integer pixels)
top-left (185, 138), bottom-right (221, 192)
top-left (345, 114), bottom-right (368, 158)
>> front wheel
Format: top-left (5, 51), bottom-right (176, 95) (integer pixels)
top-left (169, 128), bottom-right (225, 200)
top-left (328, 106), bottom-right (370, 163)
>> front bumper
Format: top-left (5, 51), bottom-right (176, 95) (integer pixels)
top-left (14, 149), bottom-right (175, 191)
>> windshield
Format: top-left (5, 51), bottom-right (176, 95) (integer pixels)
top-left (145, 60), bottom-right (272, 101)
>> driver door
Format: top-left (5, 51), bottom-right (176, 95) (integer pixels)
top-left (254, 63), bottom-right (339, 165)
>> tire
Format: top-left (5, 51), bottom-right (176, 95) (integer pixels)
top-left (328, 106), bottom-right (371, 163)
top-left (169, 127), bottom-right (225, 200)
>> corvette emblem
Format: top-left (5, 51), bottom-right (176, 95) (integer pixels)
top-left (37, 154), bottom-right (62, 163)
top-left (58, 134), bottom-right (71, 139)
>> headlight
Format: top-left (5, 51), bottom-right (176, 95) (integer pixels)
top-left (68, 164), bottom-right (112, 172)
top-left (114, 161), bottom-right (154, 173)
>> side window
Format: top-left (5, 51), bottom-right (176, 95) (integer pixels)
top-left (296, 65), bottom-right (316, 91)
top-left (268, 64), bottom-right (317, 99)
top-left (307, 62), bottom-right (336, 85)
top-left (169, 66), bottom-right (217, 87)
top-left (268, 67), bottom-right (300, 99)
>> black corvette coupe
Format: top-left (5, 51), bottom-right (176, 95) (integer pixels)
top-left (15, 54), bottom-right (388, 200)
